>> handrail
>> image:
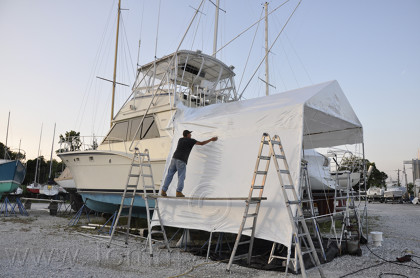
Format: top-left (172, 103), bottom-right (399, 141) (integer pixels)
top-left (57, 136), bottom-right (127, 154)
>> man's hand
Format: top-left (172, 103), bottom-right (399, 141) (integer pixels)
top-left (196, 136), bottom-right (219, 145)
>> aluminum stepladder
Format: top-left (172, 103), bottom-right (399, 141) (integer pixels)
top-left (107, 148), bottom-right (170, 254)
top-left (107, 147), bottom-right (143, 247)
top-left (226, 133), bottom-right (272, 271)
top-left (141, 149), bottom-right (171, 257)
top-left (335, 173), bottom-right (361, 251)
top-left (298, 159), bottom-right (326, 262)
top-left (263, 134), bottom-right (325, 278)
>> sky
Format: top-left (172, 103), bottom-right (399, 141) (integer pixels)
top-left (0, 0), bottom-right (419, 182)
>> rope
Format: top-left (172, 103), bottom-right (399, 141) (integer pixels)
top-left (213, 0), bottom-right (291, 57)
top-left (237, 7), bottom-right (264, 94)
top-left (379, 274), bottom-right (409, 278)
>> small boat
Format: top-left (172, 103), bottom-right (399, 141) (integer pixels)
top-left (367, 186), bottom-right (384, 201)
top-left (0, 113), bottom-right (26, 199)
top-left (0, 159), bottom-right (26, 199)
top-left (303, 149), bottom-right (335, 191)
top-left (384, 180), bottom-right (406, 201)
top-left (54, 167), bottom-right (75, 190)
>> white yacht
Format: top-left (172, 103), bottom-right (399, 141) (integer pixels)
top-left (58, 50), bottom-right (238, 216)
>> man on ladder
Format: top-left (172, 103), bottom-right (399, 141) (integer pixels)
top-left (161, 130), bottom-right (218, 197)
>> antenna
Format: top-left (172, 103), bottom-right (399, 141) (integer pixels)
top-left (264, 2), bottom-right (269, 96)
top-left (4, 111), bottom-right (10, 158)
top-left (111, 0), bottom-right (122, 128)
top-left (48, 123), bottom-right (56, 180)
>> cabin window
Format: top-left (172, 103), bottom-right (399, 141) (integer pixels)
top-left (104, 121), bottom-right (129, 143)
top-left (129, 115), bottom-right (160, 141)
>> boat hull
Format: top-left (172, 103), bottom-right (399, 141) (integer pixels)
top-left (58, 150), bottom-right (165, 216)
top-left (0, 160), bottom-right (26, 198)
top-left (81, 191), bottom-right (155, 218)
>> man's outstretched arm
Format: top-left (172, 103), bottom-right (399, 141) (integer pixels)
top-left (196, 136), bottom-right (218, 146)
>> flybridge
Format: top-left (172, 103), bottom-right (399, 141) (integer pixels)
top-left (132, 50), bottom-right (238, 108)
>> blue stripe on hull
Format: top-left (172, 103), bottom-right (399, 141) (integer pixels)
top-left (0, 160), bottom-right (25, 194)
top-left (80, 193), bottom-right (155, 218)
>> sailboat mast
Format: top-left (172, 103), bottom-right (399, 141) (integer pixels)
top-left (34, 124), bottom-right (43, 184)
top-left (110, 0), bottom-right (122, 127)
top-left (213, 0), bottom-right (220, 57)
top-left (48, 123), bottom-right (56, 180)
top-left (4, 111), bottom-right (10, 158)
top-left (264, 2), bottom-right (269, 96)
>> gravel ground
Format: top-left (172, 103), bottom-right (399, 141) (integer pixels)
top-left (0, 202), bottom-right (419, 278)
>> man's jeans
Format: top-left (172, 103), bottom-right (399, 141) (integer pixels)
top-left (162, 158), bottom-right (187, 192)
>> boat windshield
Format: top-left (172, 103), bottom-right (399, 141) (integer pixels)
top-left (103, 115), bottom-right (160, 144)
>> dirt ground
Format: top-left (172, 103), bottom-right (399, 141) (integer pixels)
top-left (0, 201), bottom-right (419, 278)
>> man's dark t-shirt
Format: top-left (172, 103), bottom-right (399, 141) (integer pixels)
top-left (172, 138), bottom-right (197, 164)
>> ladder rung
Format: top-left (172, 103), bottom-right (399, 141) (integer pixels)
top-left (142, 174), bottom-right (153, 178)
top-left (140, 163), bottom-right (151, 167)
top-left (129, 174), bottom-right (140, 178)
top-left (283, 185), bottom-right (294, 189)
top-left (256, 171), bottom-right (267, 175)
top-left (297, 232), bottom-right (309, 238)
top-left (259, 155), bottom-right (271, 160)
top-left (151, 231), bottom-right (164, 235)
top-left (143, 185), bottom-right (156, 189)
top-left (242, 227), bottom-right (254, 231)
top-left (271, 140), bottom-right (280, 145)
top-left (233, 254), bottom-right (249, 260)
top-left (246, 213), bottom-right (258, 218)
top-left (246, 200), bottom-right (260, 204)
top-left (302, 248), bottom-right (316, 255)
top-left (127, 184), bottom-right (137, 188)
top-left (275, 155), bottom-right (285, 159)
top-left (131, 163), bottom-right (141, 167)
top-left (138, 153), bottom-right (149, 157)
top-left (288, 200), bottom-right (301, 205)
top-left (279, 170), bottom-right (290, 174)
top-left (238, 240), bottom-right (251, 246)
top-left (252, 185), bottom-right (264, 190)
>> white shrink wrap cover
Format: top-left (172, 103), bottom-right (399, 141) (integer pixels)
top-left (155, 80), bottom-right (363, 247)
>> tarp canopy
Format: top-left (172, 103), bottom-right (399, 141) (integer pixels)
top-left (154, 80), bottom-right (363, 247)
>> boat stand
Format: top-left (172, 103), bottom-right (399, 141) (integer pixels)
top-left (57, 201), bottom-right (72, 215)
top-left (97, 211), bottom-right (117, 236)
top-left (68, 204), bottom-right (92, 226)
top-left (0, 197), bottom-right (28, 216)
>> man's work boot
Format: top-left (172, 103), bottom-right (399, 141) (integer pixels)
top-left (161, 190), bottom-right (167, 197)
top-left (176, 191), bottom-right (185, 197)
